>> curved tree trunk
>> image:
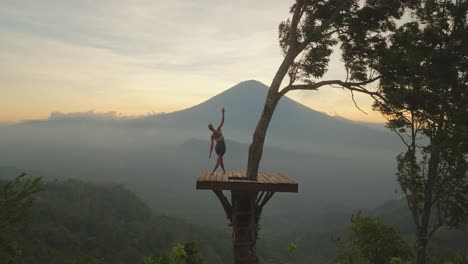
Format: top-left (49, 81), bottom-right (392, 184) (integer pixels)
top-left (246, 90), bottom-right (280, 180)
top-left (246, 51), bottom-right (297, 180)
top-left (245, 0), bottom-right (307, 180)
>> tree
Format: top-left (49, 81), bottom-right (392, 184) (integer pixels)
top-left (242, 1), bottom-right (412, 263)
top-left (337, 212), bottom-right (411, 264)
top-left (143, 243), bottom-right (204, 264)
top-left (246, 0), bottom-right (412, 179)
top-left (334, 213), bottom-right (412, 264)
top-left (183, 242), bottom-right (203, 264)
top-left (245, 1), bottom-right (466, 263)
top-left (372, 1), bottom-right (468, 263)
top-left (446, 253), bottom-right (468, 264)
top-left (143, 244), bottom-right (187, 264)
top-left (0, 173), bottom-right (42, 263)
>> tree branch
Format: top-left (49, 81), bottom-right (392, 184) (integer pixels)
top-left (288, 0), bottom-right (306, 47)
top-left (350, 90), bottom-right (368, 114)
top-left (393, 131), bottom-right (411, 148)
top-left (279, 76), bottom-right (382, 97)
top-left (429, 222), bottom-right (443, 238)
top-left (213, 190), bottom-right (232, 223)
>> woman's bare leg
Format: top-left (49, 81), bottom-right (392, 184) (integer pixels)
top-left (219, 156), bottom-right (226, 173)
top-left (211, 158), bottom-right (220, 175)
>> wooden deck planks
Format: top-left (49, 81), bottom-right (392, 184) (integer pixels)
top-left (270, 172), bottom-right (287, 183)
top-left (267, 173), bottom-right (280, 184)
top-left (196, 171), bottom-right (298, 193)
top-left (201, 171), bottom-right (209, 181)
top-left (259, 173), bottom-right (271, 184)
top-left (276, 172), bottom-right (295, 184)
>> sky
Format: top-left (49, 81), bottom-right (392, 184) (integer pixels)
top-left (0, 0), bottom-right (386, 124)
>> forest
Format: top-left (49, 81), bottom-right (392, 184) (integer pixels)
top-left (0, 170), bottom-right (467, 263)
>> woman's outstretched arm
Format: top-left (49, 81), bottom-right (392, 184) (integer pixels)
top-left (217, 108), bottom-right (225, 130)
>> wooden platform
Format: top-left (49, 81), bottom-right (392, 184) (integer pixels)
top-left (196, 171), bottom-right (298, 192)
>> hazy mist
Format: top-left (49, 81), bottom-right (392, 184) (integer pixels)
top-left (0, 80), bottom-right (403, 233)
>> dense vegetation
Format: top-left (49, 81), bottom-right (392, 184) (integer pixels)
top-left (334, 213), bottom-right (412, 264)
top-left (0, 177), bottom-right (231, 264)
top-left (373, 0), bottom-right (468, 262)
top-left (258, 200), bottom-right (468, 264)
top-left (0, 173), bottom-right (42, 263)
top-left (143, 242), bottom-right (204, 264)
top-left (251, 0), bottom-right (468, 262)
top-left (1, 167), bottom-right (467, 264)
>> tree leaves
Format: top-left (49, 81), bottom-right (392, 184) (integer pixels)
top-left (0, 173), bottom-right (42, 263)
top-left (373, 0), bottom-right (468, 262)
top-left (333, 214), bottom-right (412, 264)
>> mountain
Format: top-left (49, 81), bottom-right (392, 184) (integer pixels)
top-left (129, 80), bottom-right (400, 159)
top-left (9, 80), bottom-right (400, 160)
top-left (0, 80), bottom-right (404, 236)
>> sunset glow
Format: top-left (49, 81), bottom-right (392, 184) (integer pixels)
top-left (0, 0), bottom-right (386, 124)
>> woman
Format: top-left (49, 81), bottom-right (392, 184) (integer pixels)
top-left (209, 107), bottom-right (226, 175)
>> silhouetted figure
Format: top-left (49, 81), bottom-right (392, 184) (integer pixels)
top-left (209, 108), bottom-right (226, 175)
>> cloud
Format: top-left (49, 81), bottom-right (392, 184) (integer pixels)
top-left (0, 0), bottom-right (292, 89)
top-left (0, 0), bottom-right (294, 123)
top-left (49, 111), bottom-right (120, 120)
top-left (0, 0), bottom-right (289, 72)
top-left (0, 0), bottom-right (385, 123)
top-left (48, 110), bottom-right (154, 121)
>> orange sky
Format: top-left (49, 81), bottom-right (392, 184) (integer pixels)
top-left (0, 0), bottom-right (386, 124)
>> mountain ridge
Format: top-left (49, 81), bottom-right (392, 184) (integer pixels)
top-left (14, 80), bottom-right (383, 132)
top-left (3, 80), bottom-right (400, 159)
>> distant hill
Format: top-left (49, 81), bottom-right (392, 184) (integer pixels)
top-left (9, 80), bottom-right (400, 160)
top-left (2, 169), bottom-right (465, 264)
top-left (2, 176), bottom-right (231, 264)
top-left (139, 80), bottom-right (399, 158)
top-left (261, 198), bottom-right (468, 264)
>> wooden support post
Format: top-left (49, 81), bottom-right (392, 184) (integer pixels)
top-left (197, 172), bottom-right (297, 264)
top-left (255, 191), bottom-right (274, 240)
top-left (213, 190), bottom-right (232, 223)
top-left (211, 190), bottom-right (276, 264)
top-left (231, 191), bottom-right (258, 264)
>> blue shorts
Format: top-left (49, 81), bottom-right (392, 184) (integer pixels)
top-left (215, 140), bottom-right (226, 156)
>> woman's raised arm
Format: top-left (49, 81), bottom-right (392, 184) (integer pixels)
top-left (217, 108), bottom-right (225, 130)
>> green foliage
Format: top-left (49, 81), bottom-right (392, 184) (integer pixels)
top-left (444, 253), bottom-right (468, 264)
top-left (183, 242), bottom-right (203, 264)
top-left (8, 179), bottom-right (228, 264)
top-left (142, 242), bottom-right (203, 264)
top-left (389, 257), bottom-right (413, 264)
top-left (0, 173), bottom-right (42, 230)
top-left (143, 244), bottom-right (187, 264)
top-left (278, 0), bottom-right (413, 85)
top-left (287, 242), bottom-right (297, 254)
top-left (0, 173), bottom-right (42, 263)
top-left (334, 213), bottom-right (412, 264)
top-left (373, 0), bottom-right (468, 262)
top-left (0, 242), bottom-right (22, 264)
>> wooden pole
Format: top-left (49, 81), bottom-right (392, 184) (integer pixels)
top-left (199, 173), bottom-right (291, 264)
top-left (231, 191), bottom-right (258, 264)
